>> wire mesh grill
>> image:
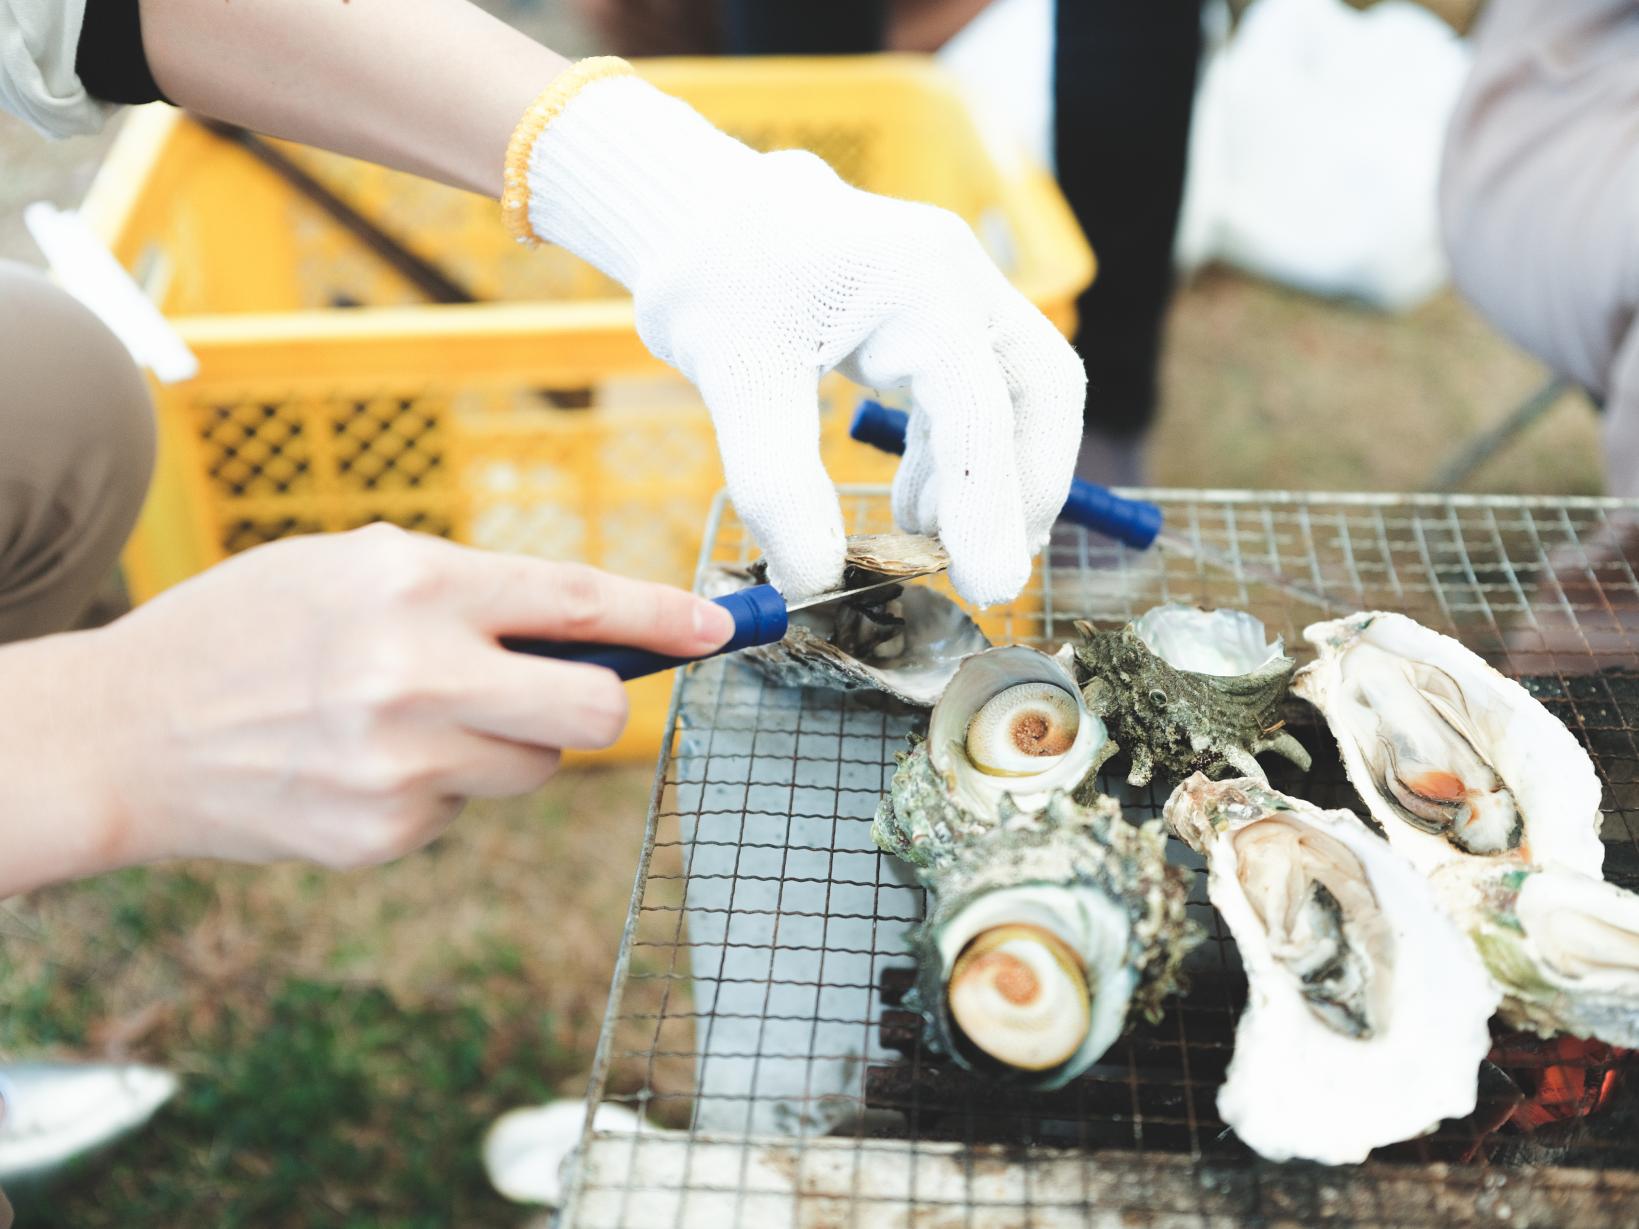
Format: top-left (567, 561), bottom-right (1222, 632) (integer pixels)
top-left (564, 489), bottom-right (1639, 1228)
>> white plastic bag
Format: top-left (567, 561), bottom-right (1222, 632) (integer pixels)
top-left (1175, 0), bottom-right (1472, 311)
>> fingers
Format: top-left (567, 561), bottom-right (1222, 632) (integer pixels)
top-left (700, 364), bottom-right (846, 599)
top-left (891, 407), bottom-right (938, 536)
top-left (447, 649), bottom-right (634, 750)
top-left (440, 548), bottom-right (734, 656)
top-left (911, 350), bottom-right (1031, 606)
top-left (992, 294), bottom-right (1087, 553)
top-left (437, 736), bottom-right (563, 798)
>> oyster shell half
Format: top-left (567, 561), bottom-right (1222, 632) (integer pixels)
top-left (873, 645), bottom-right (1118, 861)
top-left (1294, 612), bottom-right (1603, 877)
top-left (907, 793), bottom-right (1201, 1088)
top-left (703, 533), bottom-right (988, 705)
top-left (1072, 605), bottom-right (1311, 787)
top-left (1430, 861), bottom-right (1639, 1048)
top-left (1164, 774), bottom-right (1500, 1165)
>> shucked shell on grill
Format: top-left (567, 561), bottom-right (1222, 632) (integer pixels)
top-left (1164, 775), bottom-right (1499, 1164)
top-left (1430, 861), bottom-right (1639, 1049)
top-left (1293, 612), bottom-right (1604, 877)
top-left (901, 793), bottom-right (1200, 1089)
top-left (1072, 605), bottom-right (1311, 787)
top-left (702, 533), bottom-right (989, 705)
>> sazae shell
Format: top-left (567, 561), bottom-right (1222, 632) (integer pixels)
top-left (1073, 605), bottom-right (1311, 787)
top-left (905, 794), bottom-right (1201, 1089)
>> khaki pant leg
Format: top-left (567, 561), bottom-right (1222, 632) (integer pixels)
top-left (0, 261), bottom-right (156, 643)
top-left (1438, 0), bottom-right (1639, 490)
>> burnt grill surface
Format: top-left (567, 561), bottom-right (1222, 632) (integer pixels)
top-left (566, 492), bottom-right (1639, 1227)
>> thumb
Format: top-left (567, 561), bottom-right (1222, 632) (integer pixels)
top-left (700, 363), bottom-right (846, 599)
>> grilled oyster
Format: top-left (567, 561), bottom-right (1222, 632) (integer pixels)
top-left (905, 793), bottom-right (1200, 1088)
top-left (702, 533), bottom-right (988, 705)
top-left (1294, 612), bottom-right (1603, 877)
top-left (873, 645), bottom-right (1117, 860)
top-left (1072, 605), bottom-right (1311, 787)
top-left (1165, 775), bottom-right (1499, 1165)
top-left (1430, 862), bottom-right (1639, 1048)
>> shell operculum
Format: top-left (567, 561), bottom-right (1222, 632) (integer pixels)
top-left (925, 645), bottom-right (1115, 820)
top-left (964, 681), bottom-right (1080, 776)
top-left (947, 923), bottom-right (1092, 1071)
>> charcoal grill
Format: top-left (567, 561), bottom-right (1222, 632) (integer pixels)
top-left (561, 488), bottom-right (1639, 1227)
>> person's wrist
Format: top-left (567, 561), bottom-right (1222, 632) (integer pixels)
top-left (505, 61), bottom-right (757, 287)
top-left (0, 627), bottom-right (157, 893)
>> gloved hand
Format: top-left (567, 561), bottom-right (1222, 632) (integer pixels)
top-left (506, 60), bottom-right (1086, 606)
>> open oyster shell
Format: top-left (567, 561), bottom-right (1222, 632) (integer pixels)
top-left (1165, 775), bottom-right (1500, 1165)
top-left (702, 533), bottom-right (988, 705)
top-left (873, 645), bottom-right (1117, 860)
top-left (1430, 861), bottom-right (1639, 1048)
top-left (1072, 605), bottom-right (1311, 787)
top-left (903, 793), bottom-right (1200, 1089)
top-left (1294, 612), bottom-right (1604, 877)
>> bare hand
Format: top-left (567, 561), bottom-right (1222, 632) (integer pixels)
top-left (79, 525), bottom-right (730, 872)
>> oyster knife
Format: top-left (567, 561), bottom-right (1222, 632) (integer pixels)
top-left (501, 575), bottom-right (911, 681)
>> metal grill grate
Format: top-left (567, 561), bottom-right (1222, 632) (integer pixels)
top-left (563, 489), bottom-right (1639, 1228)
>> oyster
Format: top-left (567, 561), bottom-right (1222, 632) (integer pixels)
top-left (1430, 862), bottom-right (1639, 1048)
top-left (1072, 605), bottom-right (1311, 787)
top-left (1165, 775), bottom-right (1500, 1165)
top-left (1294, 612), bottom-right (1604, 877)
top-left (905, 793), bottom-right (1200, 1088)
top-left (873, 645), bottom-right (1117, 861)
top-left (703, 533), bottom-right (988, 705)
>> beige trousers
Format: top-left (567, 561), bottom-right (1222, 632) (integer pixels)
top-left (0, 261), bottom-right (155, 645)
top-left (1440, 0), bottom-right (1639, 493)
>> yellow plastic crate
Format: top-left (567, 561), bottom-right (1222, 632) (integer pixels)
top-left (81, 56), bottom-right (1093, 760)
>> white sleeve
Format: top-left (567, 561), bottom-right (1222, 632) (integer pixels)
top-left (0, 0), bottom-right (112, 139)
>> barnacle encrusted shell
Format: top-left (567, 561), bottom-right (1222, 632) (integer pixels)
top-left (872, 646), bottom-right (1117, 862)
top-left (903, 793), bottom-right (1201, 1089)
top-left (702, 533), bottom-right (988, 705)
top-left (1294, 611), bottom-right (1604, 877)
top-left (1165, 775), bottom-right (1499, 1164)
top-left (1071, 606), bottom-right (1311, 787)
top-left (1429, 861), bottom-right (1639, 1048)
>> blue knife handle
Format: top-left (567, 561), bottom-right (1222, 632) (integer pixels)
top-left (501, 583), bottom-right (790, 681)
top-left (849, 399), bottom-right (1164, 550)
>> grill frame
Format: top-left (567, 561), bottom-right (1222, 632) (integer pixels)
top-left (562, 487), bottom-right (1639, 1228)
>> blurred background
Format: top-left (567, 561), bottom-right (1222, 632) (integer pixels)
top-left (1, 0), bottom-right (1606, 1224)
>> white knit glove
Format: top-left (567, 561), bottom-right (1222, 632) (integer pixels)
top-left (507, 61), bottom-right (1086, 605)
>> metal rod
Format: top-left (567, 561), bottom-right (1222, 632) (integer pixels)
top-left (1430, 375), bottom-right (1573, 492)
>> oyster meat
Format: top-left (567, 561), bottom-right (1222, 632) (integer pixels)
top-left (906, 794), bottom-right (1201, 1088)
top-left (874, 644), bottom-right (1117, 861)
top-left (1072, 605), bottom-right (1311, 787)
top-left (1430, 861), bottom-right (1639, 1048)
top-left (1165, 774), bottom-right (1500, 1165)
top-left (1294, 612), bottom-right (1604, 877)
top-left (703, 533), bottom-right (988, 705)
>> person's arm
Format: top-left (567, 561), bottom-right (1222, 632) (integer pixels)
top-left (126, 0), bottom-right (1087, 607)
top-left (136, 0), bottom-right (565, 197)
top-left (0, 526), bottom-right (732, 898)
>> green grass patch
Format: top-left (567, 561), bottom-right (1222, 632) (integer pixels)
top-left (32, 977), bottom-right (572, 1228)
